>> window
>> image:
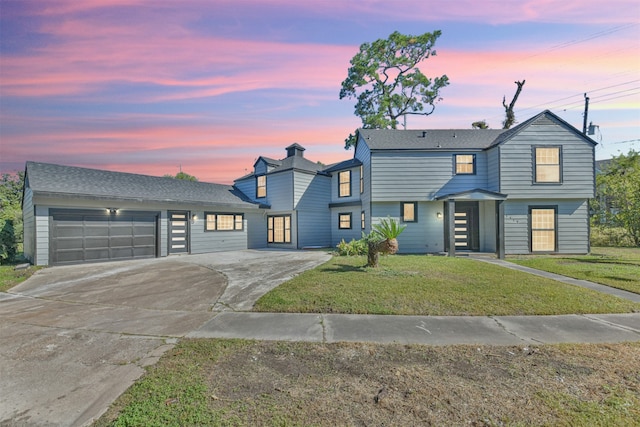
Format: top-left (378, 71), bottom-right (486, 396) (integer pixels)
top-left (338, 171), bottom-right (351, 197)
top-left (361, 211), bottom-right (365, 230)
top-left (339, 213), bottom-right (352, 229)
top-left (256, 175), bottom-right (267, 198)
top-left (401, 202), bottom-right (417, 222)
top-left (530, 207), bottom-right (556, 252)
top-left (205, 213), bottom-right (244, 231)
top-left (455, 154), bottom-right (476, 174)
top-left (534, 147), bottom-right (561, 183)
top-left (359, 165), bottom-right (364, 194)
top-left (268, 215), bottom-right (291, 243)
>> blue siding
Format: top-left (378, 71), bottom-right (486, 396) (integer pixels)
top-left (355, 139), bottom-right (372, 233)
top-left (330, 206), bottom-right (362, 247)
top-left (486, 147), bottom-right (500, 192)
top-left (370, 151), bottom-right (488, 201)
top-left (189, 210), bottom-right (248, 254)
top-left (504, 199), bottom-right (589, 254)
top-left (266, 173), bottom-right (293, 211)
top-left (295, 172), bottom-right (331, 248)
top-left (234, 177), bottom-right (256, 200)
top-left (22, 186), bottom-right (35, 263)
top-left (499, 117), bottom-right (595, 199)
top-left (371, 201), bottom-right (445, 254)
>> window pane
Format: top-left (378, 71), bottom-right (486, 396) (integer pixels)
top-left (531, 209), bottom-right (555, 251)
top-left (234, 215), bottom-right (243, 230)
top-left (268, 215), bottom-right (290, 243)
top-left (535, 148), bottom-right (560, 182)
top-left (257, 175), bottom-right (266, 197)
top-left (339, 171), bottom-right (351, 197)
top-left (359, 165), bottom-right (364, 194)
top-left (339, 213), bottom-right (351, 229)
top-left (455, 155), bottom-right (474, 174)
top-left (403, 203), bottom-right (415, 222)
top-left (206, 214), bottom-right (216, 231)
top-left (536, 165), bottom-right (560, 182)
top-left (361, 211), bottom-right (365, 229)
top-left (216, 214), bottom-right (234, 230)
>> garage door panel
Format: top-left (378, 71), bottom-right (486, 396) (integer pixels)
top-left (50, 209), bottom-right (158, 265)
top-left (57, 250), bottom-right (89, 263)
top-left (84, 249), bottom-right (111, 260)
top-left (110, 237), bottom-right (134, 247)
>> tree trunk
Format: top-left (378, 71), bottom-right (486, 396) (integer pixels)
top-left (502, 80), bottom-right (525, 129)
top-left (367, 238), bottom-right (399, 267)
top-left (367, 241), bottom-right (380, 268)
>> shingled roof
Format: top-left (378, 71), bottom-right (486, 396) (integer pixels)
top-left (358, 110), bottom-right (597, 151)
top-left (357, 128), bottom-right (507, 150)
top-left (25, 162), bottom-right (261, 209)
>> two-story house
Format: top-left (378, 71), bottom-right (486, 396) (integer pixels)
top-left (22, 110), bottom-right (596, 266)
top-left (350, 110), bottom-right (596, 257)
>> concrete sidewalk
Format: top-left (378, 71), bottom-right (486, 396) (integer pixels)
top-left (189, 312), bottom-right (640, 345)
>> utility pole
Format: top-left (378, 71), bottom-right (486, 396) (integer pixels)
top-left (582, 93), bottom-right (589, 135)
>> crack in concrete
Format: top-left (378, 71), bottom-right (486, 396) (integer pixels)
top-left (582, 314), bottom-right (640, 335)
top-left (490, 316), bottom-right (537, 343)
top-left (320, 315), bottom-right (327, 343)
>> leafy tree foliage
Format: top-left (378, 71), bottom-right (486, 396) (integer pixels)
top-left (340, 30), bottom-right (449, 149)
top-left (0, 172), bottom-right (24, 263)
top-left (472, 120), bottom-right (489, 129)
top-left (593, 150), bottom-right (640, 246)
top-left (164, 171), bottom-right (198, 181)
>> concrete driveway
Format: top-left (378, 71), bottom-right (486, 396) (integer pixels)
top-left (0, 250), bottom-right (330, 427)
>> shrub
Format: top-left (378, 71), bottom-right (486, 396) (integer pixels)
top-left (591, 225), bottom-right (636, 247)
top-left (336, 238), bottom-right (368, 256)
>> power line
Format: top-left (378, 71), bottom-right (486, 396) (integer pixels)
top-left (518, 80), bottom-right (640, 114)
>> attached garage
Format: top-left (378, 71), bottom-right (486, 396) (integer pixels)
top-left (50, 209), bottom-right (159, 265)
top-left (22, 161), bottom-right (264, 266)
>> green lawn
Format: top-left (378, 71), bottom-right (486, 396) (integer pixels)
top-left (509, 247), bottom-right (640, 295)
top-left (0, 263), bottom-right (39, 292)
top-left (254, 255), bottom-right (640, 316)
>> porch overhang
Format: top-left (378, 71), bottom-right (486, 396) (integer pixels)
top-left (435, 188), bottom-right (507, 201)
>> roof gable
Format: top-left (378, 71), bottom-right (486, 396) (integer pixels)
top-left (489, 110), bottom-right (598, 148)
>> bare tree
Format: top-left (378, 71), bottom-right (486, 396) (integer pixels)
top-left (502, 80), bottom-right (525, 129)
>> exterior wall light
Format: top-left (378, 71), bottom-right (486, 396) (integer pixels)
top-left (108, 208), bottom-right (118, 214)
top-left (436, 212), bottom-right (443, 219)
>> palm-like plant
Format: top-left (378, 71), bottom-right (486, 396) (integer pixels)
top-left (366, 217), bottom-right (407, 267)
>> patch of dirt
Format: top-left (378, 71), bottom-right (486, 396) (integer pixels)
top-left (204, 341), bottom-right (640, 426)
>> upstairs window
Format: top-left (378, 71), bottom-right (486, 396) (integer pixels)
top-left (205, 213), bottom-right (244, 231)
top-left (401, 202), bottom-right (417, 222)
top-left (338, 171), bottom-right (351, 198)
top-left (455, 154), bottom-right (476, 175)
top-left (359, 165), bottom-right (364, 194)
top-left (256, 175), bottom-right (266, 198)
top-left (534, 147), bottom-right (561, 183)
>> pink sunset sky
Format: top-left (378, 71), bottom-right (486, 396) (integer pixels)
top-left (1, 0), bottom-right (638, 184)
